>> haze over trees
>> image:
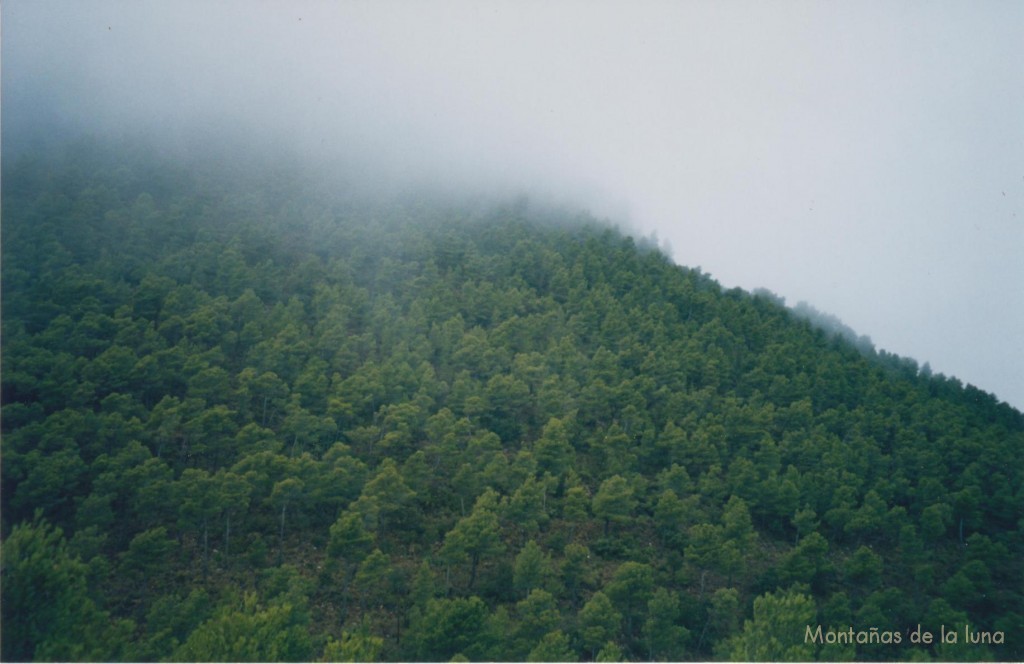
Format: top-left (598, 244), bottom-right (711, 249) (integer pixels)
top-left (2, 139), bottom-right (1022, 662)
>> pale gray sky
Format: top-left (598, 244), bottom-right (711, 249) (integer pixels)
top-left (4, 1), bottom-right (1023, 409)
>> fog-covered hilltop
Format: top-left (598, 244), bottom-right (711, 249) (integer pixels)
top-left (2, 142), bottom-right (1022, 661)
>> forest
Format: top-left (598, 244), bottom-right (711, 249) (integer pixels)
top-left (2, 138), bottom-right (1022, 662)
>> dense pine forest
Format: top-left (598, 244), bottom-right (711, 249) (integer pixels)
top-left (2, 140), bottom-right (1022, 662)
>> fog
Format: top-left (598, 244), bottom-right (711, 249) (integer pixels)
top-left (4, 1), bottom-right (1022, 409)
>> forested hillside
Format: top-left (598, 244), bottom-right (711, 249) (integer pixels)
top-left (2, 141), bottom-right (1022, 662)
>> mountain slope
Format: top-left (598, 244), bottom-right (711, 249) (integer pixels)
top-left (2, 142), bottom-right (1022, 661)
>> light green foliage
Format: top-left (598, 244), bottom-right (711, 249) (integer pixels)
top-left (845, 489), bottom-right (889, 542)
top-left (598, 423), bottom-right (637, 476)
top-left (527, 630), bottom-right (578, 662)
top-left (708, 587), bottom-right (741, 642)
top-left (476, 605), bottom-right (515, 661)
top-left (260, 564), bottom-right (314, 617)
top-left (507, 475), bottom-right (550, 537)
top-left (595, 641), bottom-right (624, 662)
top-left (792, 505), bottom-right (820, 542)
top-left (844, 545), bottom-right (884, 588)
top-left (780, 531), bottom-right (831, 587)
top-left (122, 525), bottom-right (177, 579)
top-left (326, 508), bottom-right (374, 600)
top-left (921, 502), bottom-right (954, 541)
top-left (534, 417), bottom-right (575, 477)
top-left (513, 539), bottom-right (554, 597)
top-left (514, 589), bottom-right (562, 657)
top-left (562, 485), bottom-right (590, 525)
top-left (353, 458), bottom-right (416, 534)
top-left (592, 474), bottom-right (636, 533)
top-left (722, 495), bottom-right (756, 549)
top-left (1, 518), bottom-right (135, 661)
top-left (605, 561), bottom-right (654, 635)
top-left (320, 630), bottom-right (384, 662)
top-left (440, 488), bottom-right (505, 589)
top-left (720, 588), bottom-right (818, 661)
top-left (172, 592), bottom-right (312, 662)
top-left (578, 591), bottom-right (622, 656)
top-left (653, 489), bottom-right (688, 548)
top-left (353, 548), bottom-right (392, 608)
top-left (410, 560), bottom-right (438, 607)
top-left (143, 588), bottom-right (213, 657)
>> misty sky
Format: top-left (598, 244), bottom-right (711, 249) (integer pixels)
top-left (4, 1), bottom-right (1023, 409)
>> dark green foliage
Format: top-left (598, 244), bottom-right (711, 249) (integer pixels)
top-left (643, 587), bottom-right (691, 661)
top-left (2, 141), bottom-right (1022, 661)
top-left (408, 596), bottom-right (489, 661)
